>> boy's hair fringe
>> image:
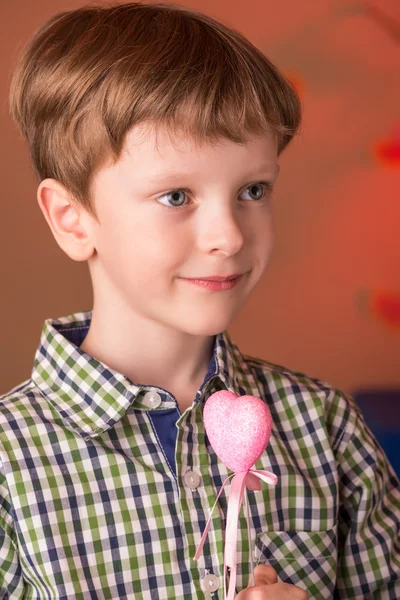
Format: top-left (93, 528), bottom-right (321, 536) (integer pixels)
top-left (9, 2), bottom-right (303, 221)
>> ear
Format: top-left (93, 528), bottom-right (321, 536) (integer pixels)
top-left (37, 178), bottom-right (96, 262)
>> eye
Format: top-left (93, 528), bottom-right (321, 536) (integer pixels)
top-left (240, 182), bottom-right (273, 201)
top-left (157, 189), bottom-right (189, 209)
top-left (156, 181), bottom-right (273, 210)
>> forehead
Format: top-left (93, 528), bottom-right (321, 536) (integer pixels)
top-left (121, 122), bottom-right (278, 170)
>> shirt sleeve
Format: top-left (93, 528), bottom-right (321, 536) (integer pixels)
top-left (0, 467), bottom-right (25, 599)
top-left (333, 393), bottom-right (400, 598)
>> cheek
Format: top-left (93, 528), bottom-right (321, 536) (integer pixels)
top-left (251, 214), bottom-right (274, 256)
top-left (103, 220), bottom-right (183, 281)
top-left (264, 226), bottom-right (275, 255)
top-left (136, 213), bottom-right (191, 268)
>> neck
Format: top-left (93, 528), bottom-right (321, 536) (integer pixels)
top-left (79, 305), bottom-right (215, 399)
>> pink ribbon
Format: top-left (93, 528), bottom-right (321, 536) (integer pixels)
top-left (194, 468), bottom-right (278, 599)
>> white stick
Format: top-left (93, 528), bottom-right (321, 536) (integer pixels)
top-left (244, 487), bottom-right (255, 587)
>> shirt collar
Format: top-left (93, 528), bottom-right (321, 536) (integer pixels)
top-left (31, 310), bottom-right (254, 439)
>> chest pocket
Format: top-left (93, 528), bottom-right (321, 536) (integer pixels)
top-left (254, 527), bottom-right (337, 600)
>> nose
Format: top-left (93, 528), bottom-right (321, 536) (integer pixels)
top-left (197, 204), bottom-right (246, 256)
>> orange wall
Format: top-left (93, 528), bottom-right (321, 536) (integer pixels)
top-left (1, 0), bottom-right (399, 395)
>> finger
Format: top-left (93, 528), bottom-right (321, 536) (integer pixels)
top-left (252, 564), bottom-right (278, 586)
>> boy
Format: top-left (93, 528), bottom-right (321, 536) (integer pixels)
top-left (2, 2), bottom-right (399, 599)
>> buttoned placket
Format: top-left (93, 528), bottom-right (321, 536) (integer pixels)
top-left (176, 397), bottom-right (224, 599)
top-left (138, 381), bottom-right (225, 598)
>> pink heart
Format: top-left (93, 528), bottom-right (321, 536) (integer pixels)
top-left (203, 390), bottom-right (273, 472)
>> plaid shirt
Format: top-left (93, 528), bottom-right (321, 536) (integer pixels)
top-left (0, 310), bottom-right (399, 599)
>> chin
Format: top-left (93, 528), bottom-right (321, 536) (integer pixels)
top-left (180, 316), bottom-right (236, 337)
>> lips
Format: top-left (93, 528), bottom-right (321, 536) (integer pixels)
top-left (182, 275), bottom-right (243, 290)
top-left (184, 274), bottom-right (242, 282)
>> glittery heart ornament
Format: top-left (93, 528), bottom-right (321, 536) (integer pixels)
top-left (203, 390), bottom-right (273, 472)
top-left (194, 391), bottom-right (278, 600)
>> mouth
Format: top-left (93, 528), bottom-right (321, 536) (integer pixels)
top-left (182, 273), bottom-right (245, 282)
top-left (180, 274), bottom-right (245, 290)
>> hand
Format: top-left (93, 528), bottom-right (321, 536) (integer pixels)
top-left (234, 564), bottom-right (308, 599)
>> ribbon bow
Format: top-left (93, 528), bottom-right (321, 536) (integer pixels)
top-left (194, 467), bottom-right (278, 600)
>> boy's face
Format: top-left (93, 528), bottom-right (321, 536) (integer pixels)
top-left (84, 123), bottom-right (279, 336)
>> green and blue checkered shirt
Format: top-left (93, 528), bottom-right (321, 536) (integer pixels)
top-left (0, 310), bottom-right (399, 599)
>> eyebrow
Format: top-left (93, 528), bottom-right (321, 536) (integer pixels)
top-left (146, 162), bottom-right (280, 185)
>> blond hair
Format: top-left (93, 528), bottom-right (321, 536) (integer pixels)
top-left (9, 2), bottom-right (302, 220)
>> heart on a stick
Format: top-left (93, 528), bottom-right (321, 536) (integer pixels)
top-left (203, 390), bottom-right (273, 473)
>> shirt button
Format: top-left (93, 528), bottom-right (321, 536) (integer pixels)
top-left (183, 470), bottom-right (201, 489)
top-left (143, 391), bottom-right (162, 408)
top-left (202, 574), bottom-right (220, 593)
